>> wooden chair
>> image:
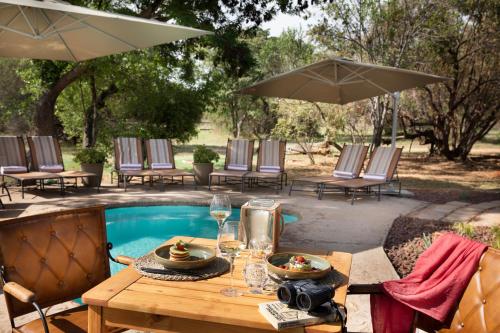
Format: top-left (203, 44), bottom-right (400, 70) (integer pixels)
top-left (0, 206), bottom-right (133, 333)
top-left (209, 138), bottom-right (254, 192)
top-left (348, 247), bottom-right (500, 332)
top-left (289, 144), bottom-right (369, 198)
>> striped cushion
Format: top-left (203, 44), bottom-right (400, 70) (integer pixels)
top-left (259, 166), bottom-right (281, 173)
top-left (31, 136), bottom-right (60, 167)
top-left (151, 162), bottom-right (173, 170)
top-left (147, 139), bottom-right (172, 165)
top-left (364, 147), bottom-right (396, 181)
top-left (228, 139), bottom-right (250, 170)
top-left (119, 163), bottom-right (142, 171)
top-left (40, 165), bottom-right (64, 173)
top-left (260, 140), bottom-right (280, 169)
top-left (335, 145), bottom-right (364, 175)
top-left (333, 170), bottom-right (355, 178)
top-left (1, 166), bottom-right (28, 174)
top-left (117, 137), bottom-right (141, 168)
top-left (0, 136), bottom-right (25, 168)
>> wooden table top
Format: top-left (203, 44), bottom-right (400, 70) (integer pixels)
top-left (83, 236), bottom-right (352, 333)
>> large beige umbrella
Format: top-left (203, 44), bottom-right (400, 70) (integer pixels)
top-left (239, 57), bottom-right (448, 145)
top-left (0, 0), bottom-right (211, 61)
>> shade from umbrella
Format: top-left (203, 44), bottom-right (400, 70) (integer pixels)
top-left (0, 0), bottom-right (211, 61)
top-left (239, 57), bottom-right (447, 105)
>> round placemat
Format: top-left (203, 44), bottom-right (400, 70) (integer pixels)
top-left (134, 253), bottom-right (230, 281)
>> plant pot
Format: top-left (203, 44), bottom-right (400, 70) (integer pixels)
top-left (81, 163), bottom-right (104, 188)
top-left (193, 162), bottom-right (213, 185)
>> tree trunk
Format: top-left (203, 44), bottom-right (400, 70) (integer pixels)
top-left (34, 65), bottom-right (88, 136)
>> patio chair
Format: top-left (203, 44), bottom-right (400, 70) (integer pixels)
top-left (113, 137), bottom-right (156, 191)
top-left (0, 180), bottom-right (10, 208)
top-left (144, 138), bottom-right (195, 187)
top-left (209, 138), bottom-right (255, 192)
top-left (28, 136), bottom-right (98, 193)
top-left (244, 139), bottom-right (287, 192)
top-left (289, 144), bottom-right (369, 198)
top-left (0, 206), bottom-right (133, 333)
top-left (348, 246), bottom-right (499, 333)
top-left (320, 146), bottom-right (402, 204)
top-left (0, 136), bottom-right (59, 199)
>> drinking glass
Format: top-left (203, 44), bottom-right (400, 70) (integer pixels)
top-left (243, 244), bottom-right (268, 294)
top-left (210, 194), bottom-right (231, 255)
top-left (219, 220), bottom-right (245, 297)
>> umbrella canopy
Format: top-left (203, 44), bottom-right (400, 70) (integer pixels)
top-left (239, 57), bottom-right (447, 105)
top-left (0, 0), bottom-right (211, 61)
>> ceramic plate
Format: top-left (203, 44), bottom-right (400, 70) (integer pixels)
top-left (267, 252), bottom-right (332, 280)
top-left (154, 244), bottom-right (216, 270)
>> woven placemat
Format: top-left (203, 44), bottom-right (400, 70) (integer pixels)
top-left (134, 253), bottom-right (230, 281)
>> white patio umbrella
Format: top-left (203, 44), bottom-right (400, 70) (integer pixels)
top-left (0, 0), bottom-right (211, 61)
top-left (239, 57), bottom-right (448, 146)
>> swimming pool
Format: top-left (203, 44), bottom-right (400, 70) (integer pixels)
top-left (106, 205), bottom-right (298, 274)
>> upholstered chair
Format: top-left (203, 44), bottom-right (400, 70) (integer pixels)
top-left (0, 206), bottom-right (133, 333)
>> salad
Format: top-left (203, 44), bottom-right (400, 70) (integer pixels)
top-left (278, 255), bottom-right (318, 272)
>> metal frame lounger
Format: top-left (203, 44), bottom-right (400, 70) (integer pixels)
top-left (209, 138), bottom-right (254, 192)
top-left (0, 181), bottom-right (10, 208)
top-left (0, 136), bottom-right (60, 199)
top-left (320, 146), bottom-right (403, 204)
top-left (144, 138), bottom-right (196, 189)
top-left (112, 137), bottom-right (157, 191)
top-left (28, 136), bottom-right (98, 193)
top-left (289, 144), bottom-right (369, 198)
top-left (244, 139), bottom-right (287, 192)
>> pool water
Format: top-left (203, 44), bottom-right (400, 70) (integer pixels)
top-left (106, 205), bottom-right (298, 274)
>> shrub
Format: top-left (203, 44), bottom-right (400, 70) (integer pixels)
top-left (193, 145), bottom-right (219, 164)
top-left (73, 148), bottom-right (107, 164)
top-left (453, 222), bottom-right (475, 238)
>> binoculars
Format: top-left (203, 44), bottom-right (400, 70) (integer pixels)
top-left (277, 279), bottom-right (335, 312)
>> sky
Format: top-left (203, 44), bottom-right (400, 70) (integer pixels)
top-left (261, 6), bottom-right (323, 37)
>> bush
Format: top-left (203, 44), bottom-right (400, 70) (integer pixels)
top-left (73, 148), bottom-right (107, 164)
top-left (193, 145), bottom-right (219, 164)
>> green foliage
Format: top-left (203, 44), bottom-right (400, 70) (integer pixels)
top-left (73, 147), bottom-right (107, 164)
top-left (422, 233), bottom-right (433, 249)
top-left (492, 226), bottom-right (500, 250)
top-left (453, 223), bottom-right (475, 238)
top-left (193, 145), bottom-right (220, 164)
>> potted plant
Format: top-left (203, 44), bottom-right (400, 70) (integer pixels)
top-left (193, 145), bottom-right (219, 185)
top-left (74, 147), bottom-right (107, 187)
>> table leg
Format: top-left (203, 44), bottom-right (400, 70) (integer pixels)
top-left (88, 305), bottom-right (107, 333)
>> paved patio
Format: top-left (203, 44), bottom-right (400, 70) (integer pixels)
top-left (0, 182), bottom-right (426, 332)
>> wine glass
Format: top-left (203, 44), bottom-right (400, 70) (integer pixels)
top-left (210, 194), bottom-right (231, 255)
top-left (219, 220), bottom-right (245, 297)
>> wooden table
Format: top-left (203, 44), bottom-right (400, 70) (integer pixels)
top-left (83, 236), bottom-right (352, 333)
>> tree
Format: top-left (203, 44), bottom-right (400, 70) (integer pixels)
top-left (402, 0), bottom-right (499, 161)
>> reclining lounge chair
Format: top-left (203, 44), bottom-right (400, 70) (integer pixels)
top-left (209, 138), bottom-right (254, 192)
top-left (244, 139), bottom-right (287, 192)
top-left (289, 144), bottom-right (369, 198)
top-left (320, 146), bottom-right (402, 204)
top-left (145, 138), bottom-right (195, 187)
top-left (0, 136), bottom-right (59, 199)
top-left (28, 136), bottom-right (97, 193)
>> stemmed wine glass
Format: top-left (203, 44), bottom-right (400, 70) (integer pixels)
top-left (210, 194), bottom-right (232, 255)
top-left (219, 220), bottom-right (245, 297)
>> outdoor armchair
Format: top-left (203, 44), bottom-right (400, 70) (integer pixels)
top-left (289, 144), bottom-right (369, 198)
top-left (0, 206), bottom-right (133, 333)
top-left (348, 247), bottom-right (500, 333)
top-left (244, 139), bottom-right (287, 192)
top-left (209, 138), bottom-right (255, 192)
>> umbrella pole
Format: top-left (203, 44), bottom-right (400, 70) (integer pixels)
top-left (391, 92), bottom-right (400, 147)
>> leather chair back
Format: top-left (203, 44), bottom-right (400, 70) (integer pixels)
top-left (0, 206), bottom-right (110, 320)
top-left (440, 247), bottom-right (500, 333)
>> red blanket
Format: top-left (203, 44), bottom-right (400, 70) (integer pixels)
top-left (371, 233), bottom-right (488, 333)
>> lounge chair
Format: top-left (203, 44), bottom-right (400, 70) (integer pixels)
top-left (145, 138), bottom-right (195, 187)
top-left (28, 136), bottom-right (98, 192)
top-left (113, 137), bottom-right (157, 191)
top-left (0, 206), bottom-right (132, 333)
top-left (0, 181), bottom-right (10, 208)
top-left (0, 136), bottom-right (59, 199)
top-left (320, 146), bottom-right (402, 204)
top-left (209, 138), bottom-right (254, 192)
top-left (244, 139), bottom-right (287, 192)
top-left (289, 144), bottom-right (369, 198)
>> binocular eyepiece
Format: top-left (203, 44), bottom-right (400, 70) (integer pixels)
top-left (277, 279), bottom-right (334, 312)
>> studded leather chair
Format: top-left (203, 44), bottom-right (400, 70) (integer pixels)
top-left (0, 206), bottom-right (133, 333)
top-left (348, 247), bottom-right (500, 333)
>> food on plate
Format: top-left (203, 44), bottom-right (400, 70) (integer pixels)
top-left (278, 256), bottom-right (318, 272)
top-left (169, 240), bottom-right (190, 261)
